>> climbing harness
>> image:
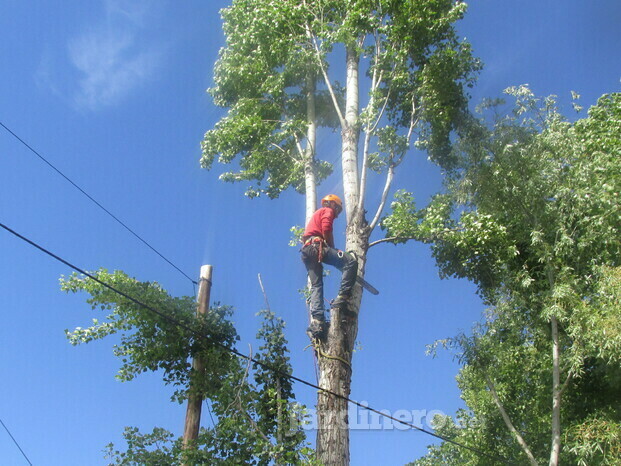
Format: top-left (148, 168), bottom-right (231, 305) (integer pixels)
top-left (303, 236), bottom-right (325, 262)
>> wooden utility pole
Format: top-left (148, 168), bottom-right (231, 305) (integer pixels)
top-left (182, 265), bottom-right (213, 458)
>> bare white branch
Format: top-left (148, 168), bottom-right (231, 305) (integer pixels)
top-left (368, 163), bottom-right (394, 232)
top-left (358, 31), bottom-right (384, 214)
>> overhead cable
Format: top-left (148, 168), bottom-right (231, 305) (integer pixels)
top-left (0, 220), bottom-right (508, 464)
top-left (0, 121), bottom-right (197, 285)
top-left (0, 418), bottom-right (33, 466)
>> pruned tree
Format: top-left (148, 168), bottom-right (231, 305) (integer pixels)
top-left (201, 1), bottom-right (479, 463)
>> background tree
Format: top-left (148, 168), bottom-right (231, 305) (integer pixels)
top-left (62, 270), bottom-right (313, 465)
top-left (387, 90), bottom-right (621, 464)
top-left (201, 1), bottom-right (479, 462)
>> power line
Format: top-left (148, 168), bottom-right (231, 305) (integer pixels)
top-left (0, 220), bottom-right (508, 464)
top-left (0, 121), bottom-right (197, 286)
top-left (1, 418), bottom-right (33, 466)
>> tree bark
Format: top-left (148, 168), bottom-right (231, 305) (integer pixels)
top-left (315, 320), bottom-right (354, 465)
top-left (315, 45), bottom-right (363, 466)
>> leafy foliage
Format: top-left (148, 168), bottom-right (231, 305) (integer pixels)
top-left (104, 427), bottom-right (178, 465)
top-left (404, 90), bottom-right (621, 464)
top-left (171, 310), bottom-right (314, 465)
top-left (63, 271), bottom-right (314, 464)
top-left (202, 0), bottom-right (481, 198)
top-left (566, 414), bottom-right (621, 466)
top-left (201, 0), bottom-right (335, 199)
top-left (62, 269), bottom-right (238, 403)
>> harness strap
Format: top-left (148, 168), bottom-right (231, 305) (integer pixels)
top-left (303, 236), bottom-right (323, 246)
top-left (303, 236), bottom-right (325, 262)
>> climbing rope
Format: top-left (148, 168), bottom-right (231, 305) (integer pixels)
top-left (307, 336), bottom-right (352, 369)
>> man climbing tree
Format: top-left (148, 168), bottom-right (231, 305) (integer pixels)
top-left (301, 194), bottom-right (358, 340)
top-left (201, 1), bottom-right (479, 463)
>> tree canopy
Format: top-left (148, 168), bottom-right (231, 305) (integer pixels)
top-left (395, 90), bottom-right (621, 464)
top-left (201, 0), bottom-right (479, 200)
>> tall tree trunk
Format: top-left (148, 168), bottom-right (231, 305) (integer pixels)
top-left (341, 46), bottom-right (360, 223)
top-left (315, 319), bottom-right (354, 465)
top-left (304, 73), bottom-right (318, 221)
top-left (315, 45), bottom-right (362, 466)
top-left (549, 316), bottom-right (561, 466)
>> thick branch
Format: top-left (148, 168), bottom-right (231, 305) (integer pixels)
top-left (358, 133), bottom-right (371, 215)
top-left (368, 228), bottom-right (463, 248)
top-left (559, 372), bottom-right (572, 397)
top-left (293, 133), bottom-right (306, 159)
top-left (368, 164), bottom-right (394, 232)
top-left (358, 131), bottom-right (372, 213)
top-left (358, 31), bottom-right (387, 215)
top-left (485, 374), bottom-right (539, 466)
top-left (365, 70), bottom-right (418, 232)
top-left (406, 96), bottom-right (420, 145)
top-left (369, 83), bottom-right (390, 134)
top-left (368, 236), bottom-right (411, 248)
top-left (270, 142), bottom-right (302, 162)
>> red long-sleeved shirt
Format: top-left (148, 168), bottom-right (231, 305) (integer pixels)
top-left (303, 207), bottom-right (336, 247)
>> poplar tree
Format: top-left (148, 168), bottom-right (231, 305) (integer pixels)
top-left (201, 1), bottom-right (479, 463)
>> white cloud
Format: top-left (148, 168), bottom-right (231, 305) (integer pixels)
top-left (104, 0), bottom-right (152, 27)
top-left (67, 0), bottom-right (162, 110)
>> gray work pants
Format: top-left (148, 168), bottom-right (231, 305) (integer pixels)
top-left (301, 242), bottom-right (358, 321)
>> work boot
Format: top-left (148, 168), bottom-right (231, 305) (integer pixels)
top-left (330, 293), bottom-right (350, 310)
top-left (307, 319), bottom-right (329, 340)
top-left (331, 294), bottom-right (356, 321)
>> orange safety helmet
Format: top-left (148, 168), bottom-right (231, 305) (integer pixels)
top-left (321, 194), bottom-right (343, 210)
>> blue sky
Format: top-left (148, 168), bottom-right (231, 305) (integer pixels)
top-left (1, 1), bottom-right (619, 465)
